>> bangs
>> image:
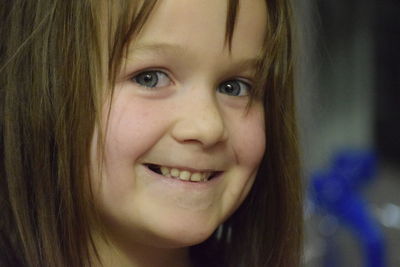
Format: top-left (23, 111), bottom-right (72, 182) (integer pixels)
top-left (225, 0), bottom-right (240, 49)
top-left (104, 0), bottom-right (290, 108)
top-left (106, 0), bottom-right (158, 87)
top-left (226, 0), bottom-right (273, 104)
top-left (107, 0), bottom-right (266, 89)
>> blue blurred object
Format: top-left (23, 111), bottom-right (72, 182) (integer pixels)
top-left (311, 150), bottom-right (386, 267)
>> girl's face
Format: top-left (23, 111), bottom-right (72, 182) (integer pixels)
top-left (92, 0), bottom-right (267, 249)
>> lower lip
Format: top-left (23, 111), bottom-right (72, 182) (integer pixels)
top-left (141, 164), bottom-right (223, 191)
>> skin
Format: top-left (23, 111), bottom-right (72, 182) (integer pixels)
top-left (91, 0), bottom-right (267, 266)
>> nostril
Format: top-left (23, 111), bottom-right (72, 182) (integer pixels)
top-left (170, 110), bottom-right (227, 149)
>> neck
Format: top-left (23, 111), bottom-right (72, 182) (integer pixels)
top-left (91, 234), bottom-right (192, 267)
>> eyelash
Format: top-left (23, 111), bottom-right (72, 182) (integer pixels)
top-left (130, 70), bottom-right (252, 96)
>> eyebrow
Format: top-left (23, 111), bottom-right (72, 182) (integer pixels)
top-left (127, 42), bottom-right (263, 72)
top-left (128, 42), bottom-right (188, 58)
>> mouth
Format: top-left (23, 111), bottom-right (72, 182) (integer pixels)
top-left (144, 164), bottom-right (221, 182)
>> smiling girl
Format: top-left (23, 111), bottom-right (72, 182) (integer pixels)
top-left (0, 0), bottom-right (302, 266)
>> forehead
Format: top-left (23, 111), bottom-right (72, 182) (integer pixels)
top-left (131, 0), bottom-right (267, 60)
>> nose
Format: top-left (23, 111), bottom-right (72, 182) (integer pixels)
top-left (170, 94), bottom-right (228, 148)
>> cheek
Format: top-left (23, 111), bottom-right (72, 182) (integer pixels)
top-left (232, 106), bottom-right (266, 168)
top-left (220, 105), bottom-right (265, 216)
top-left (94, 95), bottom-right (170, 197)
top-left (103, 96), bottom-right (167, 163)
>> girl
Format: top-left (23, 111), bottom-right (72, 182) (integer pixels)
top-left (0, 0), bottom-right (302, 266)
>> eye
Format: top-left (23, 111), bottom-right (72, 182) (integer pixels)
top-left (131, 70), bottom-right (172, 88)
top-left (217, 80), bottom-right (251, 96)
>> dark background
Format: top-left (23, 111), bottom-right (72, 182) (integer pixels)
top-left (296, 0), bottom-right (400, 266)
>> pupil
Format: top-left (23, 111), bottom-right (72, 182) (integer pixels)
top-left (225, 84), bottom-right (233, 92)
top-left (223, 82), bottom-right (239, 95)
top-left (136, 72), bottom-right (158, 87)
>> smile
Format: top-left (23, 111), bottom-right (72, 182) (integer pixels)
top-left (144, 164), bottom-right (220, 182)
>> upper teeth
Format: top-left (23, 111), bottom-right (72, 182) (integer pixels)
top-left (159, 166), bottom-right (213, 182)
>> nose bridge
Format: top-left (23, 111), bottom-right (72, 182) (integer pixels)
top-left (171, 91), bottom-right (227, 147)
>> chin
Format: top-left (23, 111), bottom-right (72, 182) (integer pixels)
top-left (154, 232), bottom-right (215, 249)
top-left (144, 218), bottom-right (219, 248)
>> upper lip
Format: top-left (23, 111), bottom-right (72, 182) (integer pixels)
top-left (143, 163), bottom-right (222, 173)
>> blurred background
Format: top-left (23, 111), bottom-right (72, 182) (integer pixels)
top-left (294, 1), bottom-right (400, 266)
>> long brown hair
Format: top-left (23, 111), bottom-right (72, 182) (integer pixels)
top-left (0, 0), bottom-right (302, 266)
